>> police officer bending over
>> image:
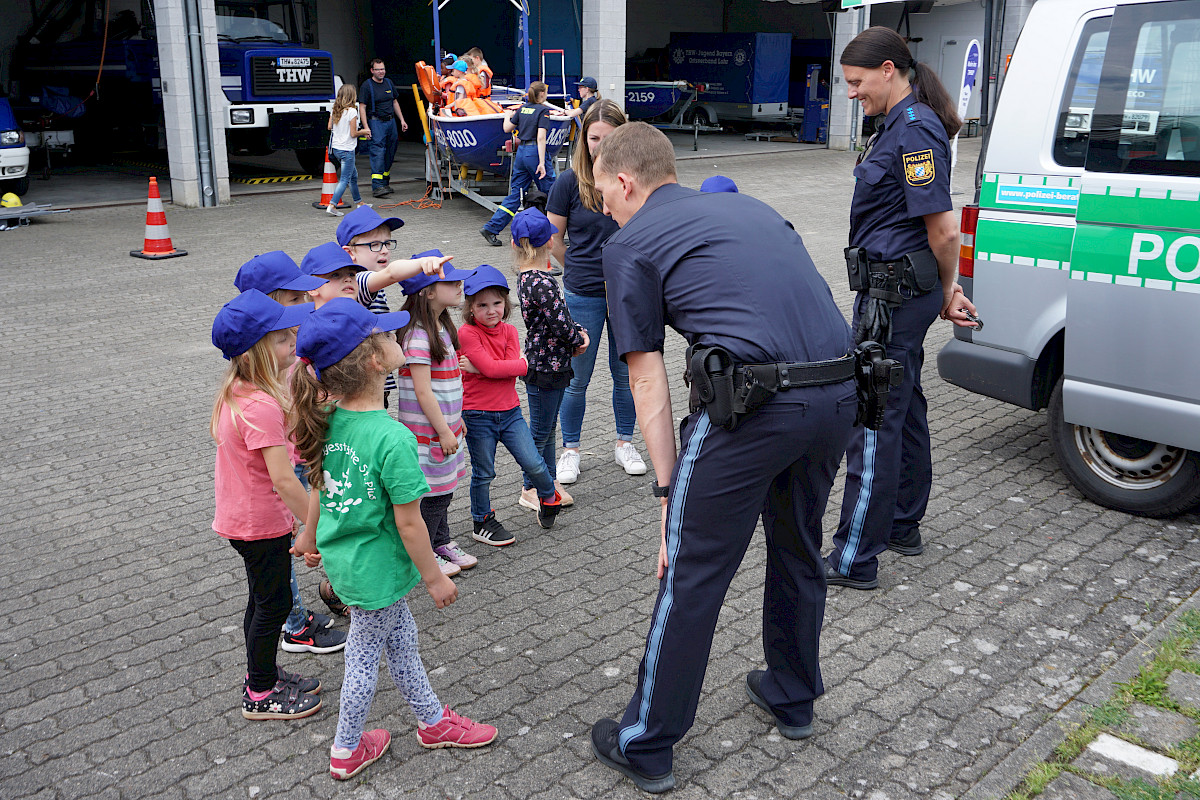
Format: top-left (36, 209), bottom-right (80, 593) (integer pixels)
top-left (587, 122), bottom-right (858, 793)
top-left (825, 27), bottom-right (979, 592)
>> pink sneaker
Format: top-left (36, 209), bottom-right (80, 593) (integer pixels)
top-left (330, 728), bottom-right (391, 780)
top-left (434, 541), bottom-right (478, 570)
top-left (417, 706), bottom-right (498, 749)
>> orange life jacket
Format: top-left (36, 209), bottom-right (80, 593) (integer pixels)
top-left (478, 65), bottom-right (494, 98)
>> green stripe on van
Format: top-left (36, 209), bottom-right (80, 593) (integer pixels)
top-left (975, 218), bottom-right (1075, 264)
top-left (1078, 190), bottom-right (1200, 229)
top-left (1072, 221), bottom-right (1200, 292)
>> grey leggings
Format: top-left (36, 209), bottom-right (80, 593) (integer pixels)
top-left (334, 596), bottom-right (442, 751)
top-left (420, 492), bottom-right (453, 549)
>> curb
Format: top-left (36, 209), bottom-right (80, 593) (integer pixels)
top-left (962, 586), bottom-right (1200, 800)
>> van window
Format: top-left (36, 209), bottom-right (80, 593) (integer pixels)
top-left (1088, 0), bottom-right (1200, 176)
top-left (1054, 17), bottom-right (1111, 167)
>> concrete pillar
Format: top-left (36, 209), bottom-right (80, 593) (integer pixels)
top-left (828, 5), bottom-right (870, 152)
top-left (582, 0), bottom-right (626, 112)
top-left (996, 0), bottom-right (1035, 97)
top-left (155, 0), bottom-right (230, 207)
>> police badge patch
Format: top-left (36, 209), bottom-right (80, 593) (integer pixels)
top-left (903, 150), bottom-right (935, 186)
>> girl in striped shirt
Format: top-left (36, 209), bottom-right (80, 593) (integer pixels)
top-left (394, 252), bottom-right (478, 576)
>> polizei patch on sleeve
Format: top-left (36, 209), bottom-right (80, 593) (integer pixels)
top-left (903, 150), bottom-right (935, 186)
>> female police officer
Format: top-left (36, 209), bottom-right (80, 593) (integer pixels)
top-left (825, 27), bottom-right (978, 591)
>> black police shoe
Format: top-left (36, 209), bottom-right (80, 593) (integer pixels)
top-left (886, 528), bottom-right (924, 556)
top-left (372, 188), bottom-right (389, 198)
top-left (479, 227), bottom-right (503, 247)
top-left (745, 671), bottom-right (814, 740)
top-left (824, 558), bottom-right (879, 590)
top-left (590, 719), bottom-right (676, 793)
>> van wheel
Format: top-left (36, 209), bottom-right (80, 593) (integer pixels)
top-left (1048, 378), bottom-right (1200, 517)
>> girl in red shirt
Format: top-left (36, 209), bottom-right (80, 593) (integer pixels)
top-left (458, 265), bottom-right (563, 545)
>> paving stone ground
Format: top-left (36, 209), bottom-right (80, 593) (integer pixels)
top-left (3, 137), bottom-right (1200, 800)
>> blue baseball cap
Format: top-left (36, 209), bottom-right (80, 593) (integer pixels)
top-left (399, 250), bottom-right (475, 295)
top-left (443, 53), bottom-right (457, 64)
top-left (576, 77), bottom-right (598, 90)
top-left (464, 264), bottom-right (509, 296)
top-left (511, 208), bottom-right (558, 247)
top-left (335, 206), bottom-right (403, 247)
top-left (700, 175), bottom-right (738, 193)
top-left (296, 298), bottom-right (410, 379)
top-left (234, 251), bottom-right (327, 294)
top-left (300, 241), bottom-right (364, 277)
top-left (451, 59), bottom-right (469, 73)
top-left (212, 289), bottom-right (313, 360)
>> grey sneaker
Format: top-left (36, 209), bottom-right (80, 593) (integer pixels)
top-left (472, 512), bottom-right (516, 546)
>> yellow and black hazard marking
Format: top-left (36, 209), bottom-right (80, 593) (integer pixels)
top-left (231, 174), bottom-right (314, 184)
top-left (903, 150), bottom-right (935, 186)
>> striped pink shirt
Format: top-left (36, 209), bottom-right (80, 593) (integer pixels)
top-left (394, 326), bottom-right (467, 495)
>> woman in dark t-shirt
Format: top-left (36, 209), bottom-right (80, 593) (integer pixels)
top-left (545, 99), bottom-right (647, 487)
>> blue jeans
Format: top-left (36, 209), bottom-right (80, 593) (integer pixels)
top-left (367, 117), bottom-right (398, 190)
top-left (483, 144), bottom-right (555, 234)
top-left (560, 290), bottom-right (636, 448)
top-left (463, 407), bottom-right (556, 520)
top-left (283, 463), bottom-right (309, 634)
top-left (329, 147), bottom-right (361, 205)
top-left (523, 384), bottom-right (566, 490)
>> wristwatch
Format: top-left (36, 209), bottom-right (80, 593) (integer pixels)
top-left (651, 482), bottom-right (670, 498)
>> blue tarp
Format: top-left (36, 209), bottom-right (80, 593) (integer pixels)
top-left (667, 32), bottom-right (791, 105)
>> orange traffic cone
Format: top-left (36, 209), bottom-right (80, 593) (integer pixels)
top-left (312, 150), bottom-right (351, 211)
top-left (130, 177), bottom-right (187, 260)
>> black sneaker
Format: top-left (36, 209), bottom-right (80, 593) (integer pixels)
top-left (823, 558), bottom-right (878, 590)
top-left (281, 622), bottom-right (348, 654)
top-left (745, 670), bottom-right (814, 740)
top-left (307, 610), bottom-right (335, 630)
top-left (242, 679), bottom-right (322, 720)
top-left (590, 718), bottom-right (676, 793)
top-left (472, 512), bottom-right (516, 546)
top-left (886, 528), bottom-right (924, 556)
top-left (480, 227), bottom-right (503, 247)
top-left (246, 667), bottom-right (321, 695)
top-left (537, 492), bottom-right (562, 530)
top-left (548, 265), bottom-right (563, 277)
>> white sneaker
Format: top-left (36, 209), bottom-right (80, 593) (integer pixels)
top-left (435, 554), bottom-right (461, 577)
top-left (326, 204), bottom-right (343, 216)
top-left (615, 442), bottom-right (647, 476)
top-left (557, 450), bottom-right (581, 484)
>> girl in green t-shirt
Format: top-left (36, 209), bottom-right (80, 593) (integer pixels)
top-left (291, 298), bottom-right (498, 781)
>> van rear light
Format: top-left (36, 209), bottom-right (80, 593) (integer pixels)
top-left (959, 204), bottom-right (979, 278)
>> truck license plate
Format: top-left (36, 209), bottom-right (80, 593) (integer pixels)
top-left (278, 57), bottom-right (311, 67)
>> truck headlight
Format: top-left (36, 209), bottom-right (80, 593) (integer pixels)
top-left (230, 109), bottom-right (254, 125)
top-left (1066, 113), bottom-right (1089, 129)
top-left (0, 130), bottom-right (22, 145)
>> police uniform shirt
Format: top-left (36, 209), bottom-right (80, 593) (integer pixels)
top-left (515, 102), bottom-right (553, 143)
top-left (578, 95), bottom-right (597, 121)
top-left (603, 183), bottom-right (852, 365)
top-left (850, 92), bottom-right (952, 262)
top-left (360, 78), bottom-right (395, 120)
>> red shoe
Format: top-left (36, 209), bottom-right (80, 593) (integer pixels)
top-left (417, 706), bottom-right (498, 749)
top-left (330, 729), bottom-right (391, 780)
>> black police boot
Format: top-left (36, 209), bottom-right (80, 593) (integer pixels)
top-left (372, 187), bottom-right (389, 198)
top-left (886, 527), bottom-right (924, 556)
top-left (745, 670), bottom-right (814, 740)
top-left (590, 719), bottom-right (676, 793)
top-left (479, 227), bottom-right (503, 247)
top-left (824, 558), bottom-right (878, 591)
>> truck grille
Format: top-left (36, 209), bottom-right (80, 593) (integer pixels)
top-left (249, 55), bottom-right (334, 98)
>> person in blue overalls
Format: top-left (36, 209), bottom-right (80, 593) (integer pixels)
top-left (824, 27), bottom-right (979, 592)
top-left (587, 122), bottom-right (858, 793)
top-left (357, 59), bottom-right (409, 198)
top-left (480, 81), bottom-right (559, 246)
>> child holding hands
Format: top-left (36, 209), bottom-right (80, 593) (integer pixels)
top-left (210, 290), bottom-right (323, 720)
top-left (511, 208), bottom-right (588, 516)
top-left (291, 299), bottom-right (497, 780)
top-left (458, 265), bottom-right (564, 541)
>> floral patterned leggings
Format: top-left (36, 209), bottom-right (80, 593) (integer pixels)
top-left (334, 596), bottom-right (442, 751)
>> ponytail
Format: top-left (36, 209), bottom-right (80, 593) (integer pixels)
top-left (841, 26), bottom-right (961, 140)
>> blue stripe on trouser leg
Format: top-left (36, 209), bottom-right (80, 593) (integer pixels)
top-left (838, 427), bottom-right (877, 575)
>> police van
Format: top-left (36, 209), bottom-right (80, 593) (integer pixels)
top-left (938, 0), bottom-right (1200, 516)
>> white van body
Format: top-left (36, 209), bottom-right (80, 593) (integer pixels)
top-left (938, 0), bottom-right (1200, 515)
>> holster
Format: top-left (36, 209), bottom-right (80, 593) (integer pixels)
top-left (688, 345), bottom-right (738, 430)
top-left (903, 249), bottom-right (940, 295)
top-left (844, 246), bottom-right (866, 292)
top-left (853, 341), bottom-right (904, 430)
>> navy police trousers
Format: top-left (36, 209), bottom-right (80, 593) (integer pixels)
top-left (617, 383), bottom-right (856, 775)
top-left (829, 288), bottom-right (942, 583)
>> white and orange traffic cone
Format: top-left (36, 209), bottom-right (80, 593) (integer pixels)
top-left (312, 150), bottom-right (351, 211)
top-left (130, 177), bottom-right (187, 260)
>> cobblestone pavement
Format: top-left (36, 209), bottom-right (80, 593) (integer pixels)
top-left (3, 138), bottom-right (1199, 800)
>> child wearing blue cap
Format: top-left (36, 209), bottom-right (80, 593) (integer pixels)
top-left (210, 290), bottom-right (323, 721)
top-left (233, 252), bottom-right (347, 654)
top-left (458, 265), bottom-right (565, 544)
top-left (392, 252), bottom-right (479, 575)
top-left (511, 208), bottom-right (588, 516)
top-left (290, 299), bottom-right (498, 780)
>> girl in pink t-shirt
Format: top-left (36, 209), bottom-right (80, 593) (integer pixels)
top-left (210, 289), bottom-right (322, 721)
